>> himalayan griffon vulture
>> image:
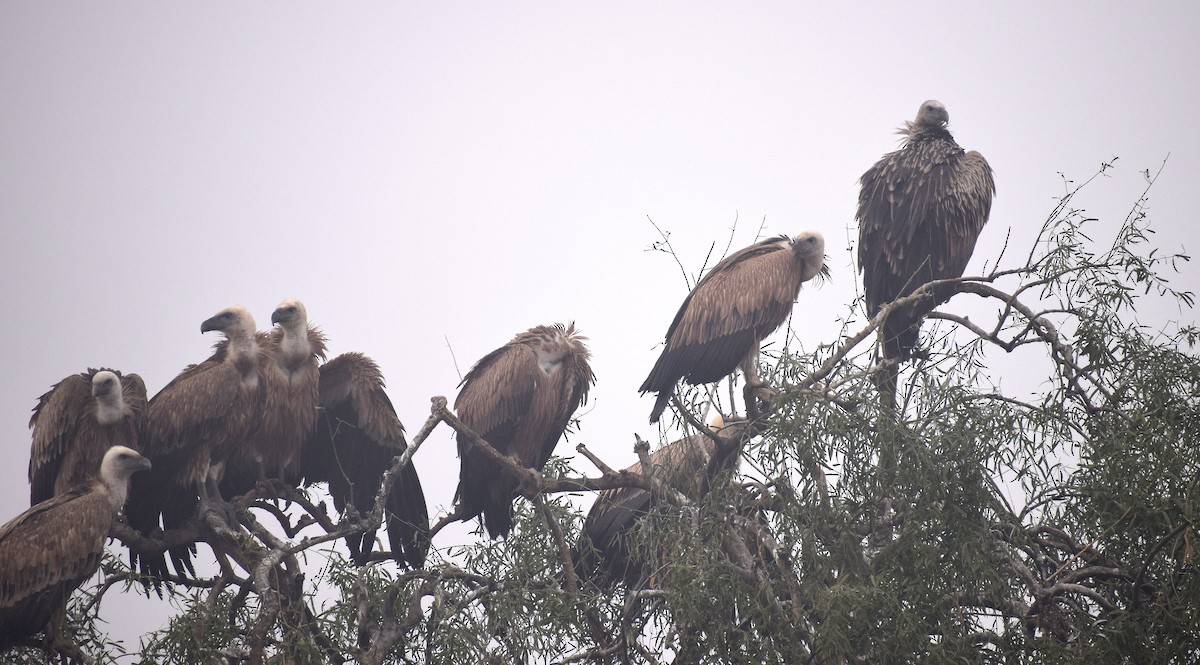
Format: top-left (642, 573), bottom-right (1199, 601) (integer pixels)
top-left (639, 232), bottom-right (828, 423)
top-left (300, 352), bottom-right (431, 569)
top-left (28, 368), bottom-right (145, 505)
top-left (857, 100), bottom-right (995, 390)
top-left (455, 323), bottom-right (594, 538)
top-left (575, 417), bottom-right (747, 589)
top-left (127, 305), bottom-right (266, 579)
top-left (0, 446), bottom-right (151, 653)
top-left (222, 298), bottom-right (326, 494)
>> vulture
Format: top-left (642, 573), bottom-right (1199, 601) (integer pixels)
top-left (576, 417), bottom-right (748, 589)
top-left (222, 298), bottom-right (326, 495)
top-left (28, 368), bottom-right (146, 505)
top-left (127, 305), bottom-right (267, 578)
top-left (857, 100), bottom-right (995, 382)
top-left (300, 351), bottom-right (431, 568)
top-left (454, 323), bottom-right (595, 538)
top-left (0, 446), bottom-right (151, 653)
top-left (639, 232), bottom-right (828, 423)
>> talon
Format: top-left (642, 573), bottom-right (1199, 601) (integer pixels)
top-left (743, 382), bottom-right (777, 420)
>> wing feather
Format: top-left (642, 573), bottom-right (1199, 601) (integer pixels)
top-left (302, 353), bottom-right (429, 568)
top-left (28, 374), bottom-right (91, 505)
top-left (0, 483), bottom-right (112, 614)
top-left (455, 325), bottom-right (594, 538)
top-left (641, 238), bottom-right (801, 396)
top-left (455, 343), bottom-right (538, 448)
top-left (857, 132), bottom-right (995, 315)
top-left (577, 434), bottom-right (715, 587)
top-left (29, 370), bottom-right (145, 505)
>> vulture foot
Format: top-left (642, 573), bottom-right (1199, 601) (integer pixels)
top-left (199, 495), bottom-right (239, 530)
top-left (255, 477), bottom-right (293, 501)
top-left (744, 382), bottom-right (777, 420)
top-left (49, 634), bottom-right (90, 665)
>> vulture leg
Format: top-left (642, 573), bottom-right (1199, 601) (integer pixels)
top-left (738, 343), bottom-right (775, 420)
top-left (871, 355), bottom-right (900, 414)
top-left (203, 461), bottom-right (228, 503)
top-left (41, 602), bottom-right (85, 664)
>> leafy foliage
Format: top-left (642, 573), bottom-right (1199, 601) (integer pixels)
top-left (16, 163), bottom-right (1198, 664)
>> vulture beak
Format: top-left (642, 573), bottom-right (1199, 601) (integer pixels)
top-left (133, 456), bottom-right (153, 472)
top-left (93, 381), bottom-right (114, 398)
top-left (270, 308), bottom-right (286, 326)
top-left (200, 314), bottom-right (223, 334)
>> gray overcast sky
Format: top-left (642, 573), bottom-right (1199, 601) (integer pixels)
top-left (2, 1), bottom-right (1197, 648)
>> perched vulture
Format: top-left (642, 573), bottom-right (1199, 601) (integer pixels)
top-left (222, 298), bottom-right (327, 495)
top-left (127, 305), bottom-right (267, 578)
top-left (0, 446), bottom-right (151, 652)
top-left (857, 99), bottom-right (995, 371)
top-left (300, 352), bottom-right (431, 568)
top-left (575, 417), bottom-right (748, 589)
top-left (455, 323), bottom-right (595, 538)
top-left (28, 368), bottom-right (146, 505)
top-left (640, 232), bottom-right (828, 423)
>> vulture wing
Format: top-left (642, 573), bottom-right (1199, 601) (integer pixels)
top-left (0, 483), bottom-right (113, 648)
top-left (29, 369), bottom-right (146, 505)
top-left (640, 236), bottom-right (804, 421)
top-left (453, 341), bottom-right (539, 537)
top-left (577, 434), bottom-right (716, 588)
top-left (28, 374), bottom-right (91, 505)
top-left (302, 353), bottom-right (430, 569)
top-left (857, 126), bottom-right (994, 359)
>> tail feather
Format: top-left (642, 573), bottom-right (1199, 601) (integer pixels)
top-left (648, 389), bottom-right (673, 424)
top-left (483, 501), bottom-right (514, 539)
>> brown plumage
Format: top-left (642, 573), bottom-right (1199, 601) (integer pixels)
top-left (1, 446), bottom-right (151, 652)
top-left (300, 352), bottom-right (430, 568)
top-left (127, 305), bottom-right (267, 579)
top-left (640, 233), bottom-right (828, 423)
top-left (576, 417), bottom-right (748, 588)
top-left (455, 323), bottom-right (595, 538)
top-left (857, 99), bottom-right (995, 369)
top-left (223, 299), bottom-right (327, 494)
top-left (28, 369), bottom-right (146, 505)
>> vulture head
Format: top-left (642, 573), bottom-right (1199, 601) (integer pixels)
top-left (100, 445), bottom-right (152, 509)
top-left (903, 99), bottom-right (950, 138)
top-left (271, 298), bottom-right (308, 332)
top-left (200, 305), bottom-right (256, 339)
top-left (791, 231), bottom-right (829, 284)
top-left (91, 370), bottom-right (126, 425)
top-left (529, 322), bottom-right (590, 375)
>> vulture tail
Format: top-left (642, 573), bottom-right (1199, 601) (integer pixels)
top-left (648, 389), bottom-right (673, 424)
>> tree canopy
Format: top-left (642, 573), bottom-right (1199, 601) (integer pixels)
top-left (7, 162), bottom-right (1198, 664)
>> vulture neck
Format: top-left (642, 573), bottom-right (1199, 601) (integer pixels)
top-left (228, 333), bottom-right (261, 386)
top-left (276, 325), bottom-right (313, 378)
top-left (99, 474), bottom-right (128, 510)
top-left (904, 123), bottom-right (954, 145)
top-left (94, 390), bottom-right (128, 426)
top-left (534, 338), bottom-right (570, 374)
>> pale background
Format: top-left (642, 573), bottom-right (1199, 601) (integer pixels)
top-left (2, 2), bottom-right (1197, 651)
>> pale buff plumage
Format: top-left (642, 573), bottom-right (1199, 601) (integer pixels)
top-left (577, 416), bottom-right (748, 588)
top-left (1, 446), bottom-right (150, 649)
top-left (28, 369), bottom-right (145, 505)
top-left (127, 305), bottom-right (266, 579)
top-left (454, 323), bottom-right (595, 538)
top-left (640, 232), bottom-right (828, 423)
top-left (223, 299), bottom-right (327, 493)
